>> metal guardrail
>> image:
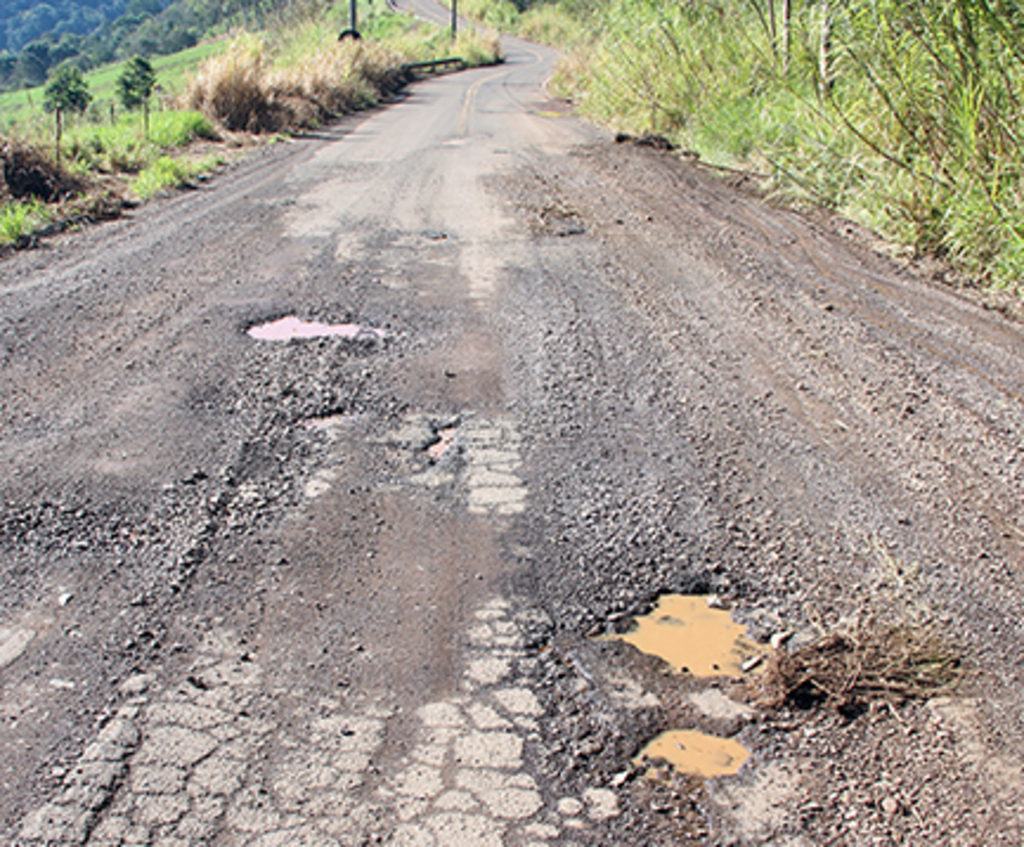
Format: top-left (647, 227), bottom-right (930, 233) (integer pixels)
top-left (402, 57), bottom-right (467, 74)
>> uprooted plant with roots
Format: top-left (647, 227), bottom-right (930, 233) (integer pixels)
top-left (759, 615), bottom-right (964, 718)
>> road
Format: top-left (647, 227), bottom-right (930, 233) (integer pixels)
top-left (2, 4), bottom-right (1024, 844)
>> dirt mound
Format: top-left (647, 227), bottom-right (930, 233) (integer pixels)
top-left (1, 140), bottom-right (81, 202)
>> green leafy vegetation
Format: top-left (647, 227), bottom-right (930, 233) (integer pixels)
top-left (43, 63), bottom-right (92, 162)
top-left (61, 109), bottom-right (215, 173)
top-left (0, 197), bottom-right (51, 243)
top-left (117, 54), bottom-right (156, 135)
top-left (131, 151), bottom-right (221, 197)
top-left (1, 0), bottom-right (499, 249)
top-left (0, 0), bottom-right (290, 92)
top-left (0, 39), bottom-right (227, 131)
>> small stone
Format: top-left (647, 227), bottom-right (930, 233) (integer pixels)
top-left (119, 674), bottom-right (154, 696)
top-left (770, 631), bottom-right (794, 651)
top-left (741, 655), bottom-right (764, 673)
top-left (881, 797), bottom-right (900, 818)
top-left (706, 595), bottom-right (729, 610)
top-left (584, 787), bottom-right (620, 821)
top-left (0, 626), bottom-right (36, 670)
top-left (557, 797), bottom-right (583, 816)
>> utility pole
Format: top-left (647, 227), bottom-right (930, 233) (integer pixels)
top-left (819, 0), bottom-right (831, 97)
top-left (451, 0), bottom-right (457, 41)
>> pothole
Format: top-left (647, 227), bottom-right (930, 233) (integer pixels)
top-left (601, 594), bottom-right (764, 676)
top-left (600, 595), bottom-right (762, 786)
top-left (247, 316), bottom-right (387, 341)
top-left (635, 729), bottom-right (749, 779)
top-left (426, 426), bottom-right (458, 460)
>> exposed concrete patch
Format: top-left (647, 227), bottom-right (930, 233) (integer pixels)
top-left (707, 759), bottom-right (800, 843)
top-left (688, 688), bottom-right (754, 721)
top-left (17, 596), bottom-right (626, 845)
top-left (0, 626), bottom-right (36, 669)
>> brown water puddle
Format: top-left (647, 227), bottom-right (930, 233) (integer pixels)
top-left (636, 729), bottom-right (749, 778)
top-left (603, 594), bottom-right (762, 676)
top-left (426, 426), bottom-right (458, 460)
top-left (248, 316), bottom-right (387, 341)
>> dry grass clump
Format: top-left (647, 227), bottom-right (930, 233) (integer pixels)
top-left (183, 18), bottom-right (501, 134)
top-left (760, 621), bottom-right (963, 718)
top-left (267, 42), bottom-right (407, 118)
top-left (183, 35), bottom-right (410, 133)
top-left (183, 40), bottom-right (270, 132)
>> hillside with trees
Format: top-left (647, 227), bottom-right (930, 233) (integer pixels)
top-left (0, 0), bottom-right (287, 90)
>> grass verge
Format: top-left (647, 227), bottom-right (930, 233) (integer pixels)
top-left (0, 199), bottom-right (51, 244)
top-left (462, 0), bottom-right (1024, 296)
top-left (132, 154), bottom-right (224, 199)
top-left (183, 11), bottom-right (501, 132)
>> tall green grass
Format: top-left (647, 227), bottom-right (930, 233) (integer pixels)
top-left (132, 153), bottom-right (223, 198)
top-left (526, 0), bottom-right (1024, 293)
top-left (0, 199), bottom-right (51, 244)
top-left (61, 110), bottom-right (217, 174)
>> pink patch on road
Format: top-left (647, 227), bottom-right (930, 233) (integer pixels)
top-left (248, 316), bottom-right (387, 341)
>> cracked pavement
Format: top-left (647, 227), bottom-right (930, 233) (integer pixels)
top-left (4, 2), bottom-right (1024, 844)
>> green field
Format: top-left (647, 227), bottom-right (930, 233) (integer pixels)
top-left (0, 39), bottom-right (228, 133)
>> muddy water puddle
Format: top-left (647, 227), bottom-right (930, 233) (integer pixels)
top-left (603, 594), bottom-right (763, 676)
top-left (636, 729), bottom-right (750, 778)
top-left (248, 316), bottom-right (387, 341)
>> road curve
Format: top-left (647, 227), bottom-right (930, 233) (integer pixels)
top-left (2, 5), bottom-right (1024, 845)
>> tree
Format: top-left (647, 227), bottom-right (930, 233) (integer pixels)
top-left (117, 55), bottom-right (156, 138)
top-left (43, 64), bottom-right (91, 164)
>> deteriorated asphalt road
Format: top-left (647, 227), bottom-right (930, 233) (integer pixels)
top-left (3, 8), bottom-right (1024, 847)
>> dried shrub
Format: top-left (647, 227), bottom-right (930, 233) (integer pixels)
top-left (1, 139), bottom-right (82, 202)
top-left (760, 622), bottom-right (963, 718)
top-left (184, 41), bottom-right (276, 132)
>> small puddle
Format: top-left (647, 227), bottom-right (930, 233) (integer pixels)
top-left (602, 594), bottom-right (762, 676)
top-left (247, 316), bottom-right (387, 341)
top-left (426, 426), bottom-right (458, 460)
top-left (636, 729), bottom-right (749, 778)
